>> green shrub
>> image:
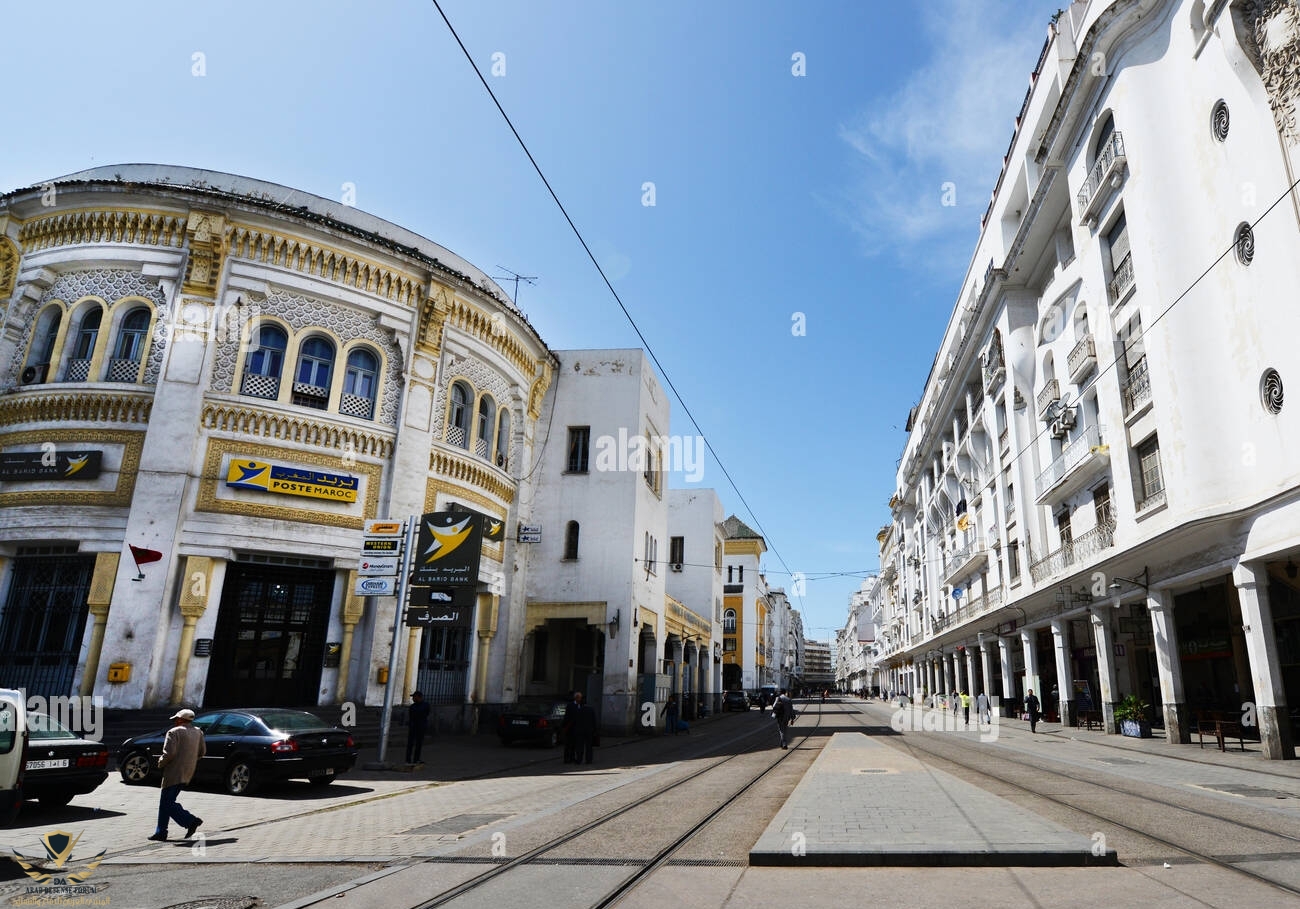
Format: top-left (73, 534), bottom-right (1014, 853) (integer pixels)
top-left (1113, 694), bottom-right (1149, 722)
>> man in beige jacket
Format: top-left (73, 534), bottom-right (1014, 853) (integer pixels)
top-left (149, 709), bottom-right (206, 841)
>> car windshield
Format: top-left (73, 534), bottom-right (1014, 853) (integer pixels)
top-left (27, 712), bottom-right (79, 740)
top-left (256, 710), bottom-right (331, 733)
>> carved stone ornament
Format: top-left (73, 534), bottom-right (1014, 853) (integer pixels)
top-left (1243, 0), bottom-right (1300, 146)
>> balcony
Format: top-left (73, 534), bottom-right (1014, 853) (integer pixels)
top-left (1028, 518), bottom-right (1117, 584)
top-left (943, 537), bottom-right (989, 587)
top-left (1034, 423), bottom-right (1109, 503)
top-left (64, 359), bottom-right (93, 382)
top-left (1121, 359), bottom-right (1151, 417)
top-left (998, 427), bottom-right (1009, 452)
top-left (1136, 486), bottom-right (1167, 515)
top-left (1108, 253), bottom-right (1135, 306)
top-left (1077, 131), bottom-right (1127, 226)
top-left (1036, 379), bottom-right (1060, 420)
top-left (1067, 334), bottom-right (1096, 383)
top-left (984, 362), bottom-right (1006, 393)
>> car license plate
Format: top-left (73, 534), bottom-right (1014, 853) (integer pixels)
top-left (26, 759), bottom-right (69, 770)
top-left (308, 768), bottom-right (334, 778)
top-left (511, 719), bottom-right (529, 726)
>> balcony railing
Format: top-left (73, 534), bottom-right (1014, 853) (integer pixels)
top-left (1108, 253), bottom-right (1135, 305)
top-left (943, 537), bottom-right (988, 586)
top-left (1136, 487), bottom-right (1166, 515)
top-left (984, 362), bottom-right (1006, 392)
top-left (1037, 379), bottom-right (1061, 420)
top-left (1028, 519), bottom-right (1117, 584)
top-left (106, 357), bottom-right (142, 383)
top-left (1077, 131), bottom-right (1126, 223)
top-left (1121, 359), bottom-right (1151, 416)
top-left (64, 359), bottom-right (93, 382)
top-left (1035, 423), bottom-right (1106, 501)
top-left (1067, 334), bottom-right (1096, 382)
top-left (998, 427), bottom-right (1009, 452)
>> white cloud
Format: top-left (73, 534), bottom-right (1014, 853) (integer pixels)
top-left (837, 3), bottom-right (1057, 262)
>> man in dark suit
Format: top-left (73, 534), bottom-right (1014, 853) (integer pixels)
top-left (565, 691), bottom-right (597, 764)
top-left (406, 691), bottom-right (431, 764)
top-left (562, 690), bottom-right (581, 764)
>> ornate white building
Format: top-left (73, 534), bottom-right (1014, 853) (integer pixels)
top-left (874, 0), bottom-right (1300, 758)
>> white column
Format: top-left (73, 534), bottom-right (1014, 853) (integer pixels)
top-left (978, 635), bottom-right (995, 701)
top-left (943, 656), bottom-right (953, 694)
top-left (1148, 589), bottom-right (1189, 744)
top-left (998, 637), bottom-right (1014, 717)
top-left (1233, 562), bottom-right (1295, 760)
top-left (1021, 629), bottom-right (1040, 706)
top-left (1051, 618), bottom-right (1075, 726)
top-left (964, 647), bottom-right (977, 696)
top-left (1091, 606), bottom-right (1120, 734)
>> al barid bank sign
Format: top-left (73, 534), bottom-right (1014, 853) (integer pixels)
top-left (411, 511), bottom-right (484, 587)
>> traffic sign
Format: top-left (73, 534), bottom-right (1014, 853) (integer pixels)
top-left (358, 557), bottom-right (399, 576)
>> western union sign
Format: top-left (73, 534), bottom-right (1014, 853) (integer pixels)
top-left (225, 459), bottom-right (359, 503)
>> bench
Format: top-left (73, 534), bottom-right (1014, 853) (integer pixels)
top-left (1195, 710), bottom-right (1246, 752)
top-left (1077, 709), bottom-right (1103, 731)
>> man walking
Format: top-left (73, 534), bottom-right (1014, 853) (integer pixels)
top-left (774, 689), bottom-right (794, 749)
top-left (960, 691), bottom-right (971, 726)
top-left (149, 709), bottom-right (205, 842)
top-left (566, 691), bottom-right (597, 764)
top-left (562, 690), bottom-right (581, 764)
top-left (665, 695), bottom-right (680, 735)
top-left (406, 691), bottom-right (430, 765)
top-left (976, 690), bottom-right (991, 724)
top-left (1025, 689), bottom-right (1042, 734)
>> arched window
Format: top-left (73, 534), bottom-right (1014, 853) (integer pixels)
top-left (495, 409), bottom-right (511, 470)
top-left (240, 324), bottom-right (288, 399)
top-left (64, 307), bottom-right (102, 382)
top-left (724, 609), bottom-right (737, 634)
top-left (22, 308), bottom-right (62, 385)
top-left (341, 348), bottom-right (379, 420)
top-left (292, 336), bottom-right (334, 409)
top-left (107, 307), bottom-right (150, 382)
top-left (446, 381), bottom-right (472, 448)
top-left (475, 395), bottom-right (496, 458)
top-left (563, 520), bottom-right (580, 560)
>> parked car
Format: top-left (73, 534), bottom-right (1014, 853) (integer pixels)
top-left (722, 690), bottom-right (751, 712)
top-left (498, 700), bottom-right (569, 747)
top-left (21, 712), bottom-right (110, 810)
top-left (0, 690), bottom-right (26, 824)
top-left (117, 708), bottom-right (357, 796)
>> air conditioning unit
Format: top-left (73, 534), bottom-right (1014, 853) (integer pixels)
top-left (1058, 408), bottom-right (1077, 430)
top-left (1050, 418), bottom-right (1067, 439)
top-left (20, 365), bottom-right (44, 386)
top-left (670, 562), bottom-right (683, 572)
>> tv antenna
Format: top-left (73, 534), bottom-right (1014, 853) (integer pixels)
top-left (492, 266), bottom-right (537, 304)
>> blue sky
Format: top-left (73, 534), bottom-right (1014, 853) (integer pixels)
top-left (2, 0), bottom-right (1065, 643)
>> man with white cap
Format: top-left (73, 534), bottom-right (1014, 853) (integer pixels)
top-left (149, 708), bottom-right (206, 841)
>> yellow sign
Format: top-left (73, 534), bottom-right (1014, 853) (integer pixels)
top-left (225, 459), bottom-right (358, 503)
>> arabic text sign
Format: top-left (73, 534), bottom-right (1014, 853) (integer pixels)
top-left (364, 519), bottom-right (405, 536)
top-left (405, 606), bottom-right (470, 628)
top-left (225, 459), bottom-right (358, 503)
top-left (411, 511), bottom-right (483, 587)
top-left (0, 450), bottom-right (102, 482)
top-left (354, 575), bottom-right (398, 596)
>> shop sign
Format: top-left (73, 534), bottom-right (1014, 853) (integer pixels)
top-left (361, 538), bottom-right (400, 554)
top-left (354, 575), bottom-right (398, 596)
top-left (358, 556), bottom-right (399, 576)
top-left (405, 606), bottom-right (471, 628)
top-left (364, 520), bottom-right (404, 536)
top-left (0, 450), bottom-right (102, 481)
top-left (226, 459), bottom-right (358, 503)
top-left (411, 511), bottom-right (482, 587)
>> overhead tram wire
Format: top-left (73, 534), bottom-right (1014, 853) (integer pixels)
top-left (429, 0), bottom-right (799, 588)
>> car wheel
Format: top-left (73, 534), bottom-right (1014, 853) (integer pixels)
top-left (120, 750), bottom-right (154, 785)
top-left (308, 775), bottom-right (335, 787)
top-left (225, 758), bottom-right (259, 796)
top-left (38, 791), bottom-right (74, 810)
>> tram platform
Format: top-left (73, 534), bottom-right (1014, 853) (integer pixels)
top-left (749, 732), bottom-right (1118, 867)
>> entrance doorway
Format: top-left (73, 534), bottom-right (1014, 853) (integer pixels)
top-left (0, 551), bottom-right (93, 697)
top-left (209, 562), bottom-right (335, 706)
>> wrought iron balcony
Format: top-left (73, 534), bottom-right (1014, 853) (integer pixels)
top-left (943, 537), bottom-right (988, 587)
top-left (1067, 334), bottom-right (1096, 383)
top-left (1077, 131), bottom-right (1126, 224)
top-left (64, 359), bottom-right (93, 382)
top-left (1034, 423), bottom-right (1108, 502)
top-left (1036, 379), bottom-right (1060, 420)
top-left (1121, 359), bottom-right (1151, 416)
top-left (1108, 253), bottom-right (1135, 305)
top-left (1028, 518), bottom-right (1117, 584)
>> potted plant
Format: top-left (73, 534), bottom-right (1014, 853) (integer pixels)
top-left (1113, 694), bottom-right (1152, 738)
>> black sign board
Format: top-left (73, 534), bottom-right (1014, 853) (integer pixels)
top-left (411, 511), bottom-right (483, 587)
top-left (405, 606), bottom-right (471, 629)
top-left (193, 638), bottom-right (213, 657)
top-left (0, 450), bottom-right (102, 482)
top-left (410, 586), bottom-right (475, 608)
top-left (362, 538), bottom-right (401, 554)
top-left (323, 642), bottom-right (342, 668)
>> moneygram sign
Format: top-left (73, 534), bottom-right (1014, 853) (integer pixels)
top-left (226, 459), bottom-right (358, 503)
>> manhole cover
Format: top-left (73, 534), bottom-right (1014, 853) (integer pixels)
top-left (164, 899), bottom-right (261, 909)
top-left (406, 813), bottom-right (509, 835)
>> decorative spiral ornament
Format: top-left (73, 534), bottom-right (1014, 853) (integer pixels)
top-left (1211, 100), bottom-right (1229, 142)
top-left (1261, 368), bottom-right (1283, 415)
top-left (1236, 223), bottom-right (1255, 265)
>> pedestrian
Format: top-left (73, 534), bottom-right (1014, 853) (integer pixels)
top-left (1025, 689), bottom-right (1042, 733)
top-left (406, 691), bottom-right (430, 765)
top-left (960, 691), bottom-right (971, 725)
top-left (566, 691), bottom-right (597, 764)
top-left (665, 695), bottom-right (680, 735)
top-left (952, 692), bottom-right (960, 716)
top-left (148, 709), bottom-right (205, 842)
top-left (774, 689), bottom-right (794, 749)
top-left (976, 691), bottom-right (991, 724)
top-left (562, 690), bottom-right (581, 764)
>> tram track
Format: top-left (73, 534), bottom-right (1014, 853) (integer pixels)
top-left (395, 702), bottom-right (823, 909)
top-left (838, 699), bottom-right (1300, 898)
